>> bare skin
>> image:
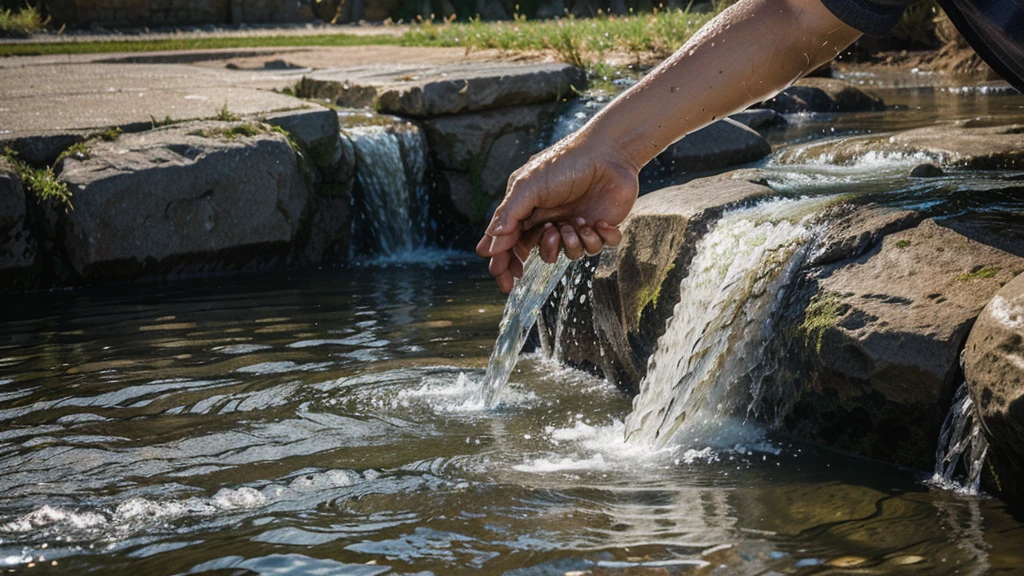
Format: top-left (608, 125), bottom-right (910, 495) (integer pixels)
top-left (476, 0), bottom-right (863, 292)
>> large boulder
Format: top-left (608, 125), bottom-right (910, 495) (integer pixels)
top-left (760, 78), bottom-right (885, 114)
top-left (589, 171), bottom-right (775, 393)
top-left (651, 118), bottom-right (772, 177)
top-left (263, 106), bottom-right (350, 182)
top-left (57, 121), bottom-right (310, 280)
top-left (782, 217), bottom-right (1024, 469)
top-left (422, 103), bottom-right (558, 245)
top-left (774, 123), bottom-right (1024, 170)
top-left (298, 63), bottom-right (585, 118)
top-left (0, 158), bottom-right (35, 281)
top-left (964, 272), bottom-right (1024, 507)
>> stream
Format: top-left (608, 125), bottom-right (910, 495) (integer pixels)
top-left (1, 71), bottom-right (1024, 574)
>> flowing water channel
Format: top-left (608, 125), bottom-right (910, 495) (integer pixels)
top-left (2, 73), bottom-right (1024, 574)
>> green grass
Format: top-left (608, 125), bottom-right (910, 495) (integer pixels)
top-left (2, 147), bottom-right (73, 211)
top-left (957, 266), bottom-right (1000, 282)
top-left (0, 4), bottom-right (47, 36)
top-left (0, 8), bottom-right (718, 73)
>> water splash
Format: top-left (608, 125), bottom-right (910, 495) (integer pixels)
top-left (476, 251), bottom-right (572, 408)
top-left (346, 122), bottom-right (429, 255)
top-left (624, 199), bottom-right (826, 449)
top-left (930, 381), bottom-right (989, 494)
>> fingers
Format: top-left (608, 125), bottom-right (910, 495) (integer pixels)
top-left (595, 220), bottom-right (623, 247)
top-left (560, 223), bottom-right (584, 260)
top-left (579, 224), bottom-right (604, 256)
top-left (488, 251), bottom-right (515, 293)
top-left (540, 223), bottom-right (561, 264)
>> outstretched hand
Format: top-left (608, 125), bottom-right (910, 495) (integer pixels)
top-left (475, 135), bottom-right (640, 293)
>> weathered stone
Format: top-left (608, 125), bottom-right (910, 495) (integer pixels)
top-left (299, 63), bottom-right (584, 117)
top-left (775, 123), bottom-right (1024, 170)
top-left (760, 78), bottom-right (885, 114)
top-left (0, 158), bottom-right (36, 278)
top-left (590, 172), bottom-right (775, 393)
top-left (423, 103), bottom-right (557, 226)
top-left (910, 163), bottom-right (944, 178)
top-left (784, 218), bottom-right (1024, 469)
top-left (264, 106), bottom-right (350, 182)
top-left (58, 121), bottom-right (310, 280)
top-left (807, 205), bottom-right (925, 268)
top-left (653, 118), bottom-right (772, 175)
top-left (964, 272), bottom-right (1024, 507)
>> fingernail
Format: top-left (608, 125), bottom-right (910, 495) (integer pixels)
top-left (543, 222), bottom-right (553, 228)
top-left (575, 217), bottom-right (586, 226)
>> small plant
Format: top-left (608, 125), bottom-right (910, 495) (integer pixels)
top-left (2, 147), bottom-right (73, 211)
top-left (150, 115), bottom-right (180, 129)
top-left (99, 126), bottom-right (122, 141)
top-left (0, 4), bottom-right (48, 36)
top-left (57, 142), bottom-right (90, 162)
top-left (895, 239), bottom-right (911, 249)
top-left (216, 103), bottom-right (240, 122)
top-left (798, 291), bottom-right (843, 353)
top-left (957, 266), bottom-right (1000, 282)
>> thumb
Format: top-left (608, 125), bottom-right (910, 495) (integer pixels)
top-left (482, 180), bottom-right (538, 256)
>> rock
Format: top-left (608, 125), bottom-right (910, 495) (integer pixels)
top-left (652, 118), bottom-right (772, 175)
top-left (775, 123), bottom-right (1024, 170)
top-left (0, 158), bottom-right (35, 279)
top-left (58, 121), bottom-right (310, 280)
top-left (263, 106), bottom-right (347, 178)
top-left (807, 205), bottom-right (925, 268)
top-left (964, 272), bottom-right (1024, 507)
top-left (729, 109), bottom-right (787, 131)
top-left (590, 171), bottom-right (775, 393)
top-left (3, 134), bottom-right (88, 168)
top-left (784, 218), bottom-right (1024, 469)
top-left (298, 63), bottom-right (585, 117)
top-left (760, 78), bottom-right (885, 114)
top-left (422, 103), bottom-right (557, 235)
top-left (910, 163), bottom-right (944, 178)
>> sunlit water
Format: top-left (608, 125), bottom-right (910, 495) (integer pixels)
top-left (1, 76), bottom-right (1024, 574)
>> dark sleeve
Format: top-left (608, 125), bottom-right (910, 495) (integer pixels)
top-left (817, 0), bottom-right (912, 37)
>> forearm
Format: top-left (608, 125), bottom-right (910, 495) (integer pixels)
top-left (582, 0), bottom-right (862, 169)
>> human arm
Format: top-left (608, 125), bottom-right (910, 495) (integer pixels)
top-left (476, 0), bottom-right (863, 292)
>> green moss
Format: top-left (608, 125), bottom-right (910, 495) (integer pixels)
top-left (798, 291), bottom-right (843, 353)
top-left (957, 266), bottom-right (1000, 282)
top-left (895, 239), bottom-right (911, 249)
top-left (57, 142), bottom-right (90, 163)
top-left (0, 5), bottom-right (47, 35)
top-left (266, 124), bottom-right (301, 153)
top-left (150, 115), bottom-right (183, 129)
top-left (635, 281), bottom-right (664, 322)
top-left (3, 147), bottom-right (72, 211)
top-left (99, 127), bottom-right (123, 141)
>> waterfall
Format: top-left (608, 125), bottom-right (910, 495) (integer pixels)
top-left (346, 122), bottom-right (429, 256)
top-left (931, 381), bottom-right (989, 494)
top-left (476, 251), bottom-right (572, 408)
top-left (624, 198), bottom-right (826, 449)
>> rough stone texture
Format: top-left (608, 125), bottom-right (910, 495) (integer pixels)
top-left (0, 158), bottom-right (36, 278)
top-left (57, 121), bottom-right (310, 280)
top-left (964, 272), bottom-right (1024, 507)
top-left (760, 78), bottom-right (885, 114)
top-left (784, 218), bottom-right (1024, 469)
top-left (774, 123), bottom-right (1024, 170)
top-left (589, 172), bottom-right (775, 393)
top-left (298, 63), bottom-right (584, 117)
top-left (264, 106), bottom-right (349, 181)
top-left (46, 0), bottom-right (313, 27)
top-left (423, 103), bottom-right (557, 243)
top-left (652, 118), bottom-right (772, 176)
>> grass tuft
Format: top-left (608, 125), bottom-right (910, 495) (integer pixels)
top-left (0, 4), bottom-right (48, 36)
top-left (215, 103), bottom-right (241, 122)
top-left (56, 141), bottom-right (90, 162)
top-left (3, 147), bottom-right (73, 211)
top-left (798, 291), bottom-right (843, 353)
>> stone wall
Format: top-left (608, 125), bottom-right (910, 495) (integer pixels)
top-left (45, 0), bottom-right (314, 27)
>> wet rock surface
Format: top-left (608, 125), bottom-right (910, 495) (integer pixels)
top-left (775, 123), bottom-right (1024, 170)
top-left (58, 121), bottom-right (310, 280)
top-left (298, 63), bottom-right (584, 117)
top-left (964, 272), bottom-right (1024, 507)
top-left (783, 217), bottom-right (1024, 469)
top-left (0, 158), bottom-right (35, 278)
top-left (588, 171), bottom-right (775, 393)
top-left (760, 78), bottom-right (885, 114)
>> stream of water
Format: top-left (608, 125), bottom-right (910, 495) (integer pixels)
top-left (1, 74), bottom-right (1024, 574)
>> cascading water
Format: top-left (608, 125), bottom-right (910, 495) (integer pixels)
top-left (623, 198), bottom-right (827, 449)
top-left (476, 251), bottom-right (572, 408)
top-left (931, 381), bottom-right (989, 494)
top-left (345, 121), bottom-right (430, 255)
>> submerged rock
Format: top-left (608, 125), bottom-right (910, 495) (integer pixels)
top-left (589, 171), bottom-right (775, 393)
top-left (964, 272), bottom-right (1024, 507)
top-left (783, 218), bottom-right (1024, 469)
top-left (58, 121), bottom-right (310, 280)
top-left (0, 158), bottom-right (35, 281)
top-left (760, 78), bottom-right (885, 114)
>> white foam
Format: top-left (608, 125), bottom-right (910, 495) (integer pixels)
top-left (392, 373), bottom-right (537, 414)
top-left (513, 454), bottom-right (608, 473)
